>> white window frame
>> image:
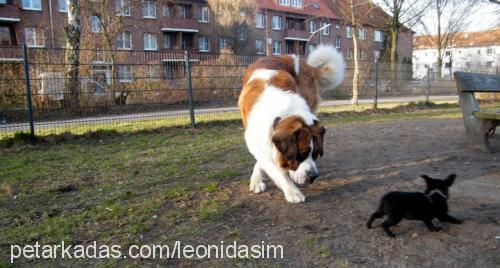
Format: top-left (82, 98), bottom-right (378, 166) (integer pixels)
top-left (335, 35), bottom-right (341, 48)
top-left (22, 0), bottom-right (41, 10)
top-left (199, 36), bottom-right (210, 52)
top-left (321, 22), bottom-right (330, 35)
top-left (162, 5), bottom-right (169, 17)
top-left (143, 33), bottom-right (157, 51)
top-left (272, 16), bottom-right (281, 30)
top-left (238, 24), bottom-right (247, 40)
top-left (346, 26), bottom-right (352, 38)
top-left (357, 28), bottom-right (367, 40)
top-left (116, 0), bottom-right (131, 16)
top-left (219, 37), bottom-right (230, 51)
top-left (199, 6), bottom-right (209, 23)
top-left (118, 65), bottom-right (133, 82)
top-left (291, 0), bottom-right (302, 7)
top-left (309, 20), bottom-right (317, 33)
top-left (24, 27), bottom-right (44, 47)
top-left (346, 48), bottom-right (353, 59)
top-left (148, 65), bottom-right (160, 81)
top-left (279, 0), bottom-right (290, 6)
top-left (255, 13), bottom-right (265, 29)
top-left (374, 30), bottom-right (383, 42)
top-left (256, 40), bottom-right (264, 54)
top-left (487, 48), bottom-right (494, 55)
top-left (273, 41), bottom-right (281, 55)
top-left (58, 0), bottom-right (67, 12)
top-left (117, 31), bottom-right (132, 50)
top-left (143, 0), bottom-right (156, 19)
top-left (308, 44), bottom-right (317, 54)
top-left (90, 15), bottom-right (102, 33)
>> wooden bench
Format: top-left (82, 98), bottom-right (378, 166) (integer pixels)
top-left (454, 71), bottom-right (500, 152)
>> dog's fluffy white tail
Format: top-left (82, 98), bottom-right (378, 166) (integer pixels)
top-left (307, 45), bottom-right (345, 90)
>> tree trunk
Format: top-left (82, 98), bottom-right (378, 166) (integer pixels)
top-left (390, 28), bottom-right (398, 91)
top-left (350, 0), bottom-right (359, 105)
top-left (64, 0), bottom-right (81, 107)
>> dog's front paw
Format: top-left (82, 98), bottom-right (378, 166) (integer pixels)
top-left (250, 182), bottom-right (266, 194)
top-left (284, 187), bottom-right (306, 203)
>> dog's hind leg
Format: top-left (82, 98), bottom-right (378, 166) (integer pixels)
top-left (438, 214), bottom-right (464, 224)
top-left (423, 220), bottom-right (442, 232)
top-left (366, 206), bottom-right (385, 229)
top-left (381, 217), bottom-right (402, 237)
top-left (249, 162), bottom-right (267, 194)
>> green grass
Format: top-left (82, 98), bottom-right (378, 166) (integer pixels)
top-left (1, 100), bottom-right (498, 265)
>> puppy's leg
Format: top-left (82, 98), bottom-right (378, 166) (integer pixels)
top-left (381, 216), bottom-right (402, 237)
top-left (249, 162), bottom-right (267, 194)
top-left (259, 159), bottom-right (305, 203)
top-left (423, 220), bottom-right (442, 232)
top-left (438, 214), bottom-right (464, 224)
top-left (366, 206), bottom-right (385, 229)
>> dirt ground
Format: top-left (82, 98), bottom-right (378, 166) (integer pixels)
top-left (171, 118), bottom-right (499, 267)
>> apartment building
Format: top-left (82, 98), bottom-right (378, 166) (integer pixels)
top-left (413, 28), bottom-right (500, 78)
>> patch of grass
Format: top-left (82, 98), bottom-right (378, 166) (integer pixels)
top-left (317, 245), bottom-right (332, 258)
top-left (197, 198), bottom-right (224, 220)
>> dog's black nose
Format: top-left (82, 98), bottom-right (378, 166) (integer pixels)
top-left (307, 171), bottom-right (319, 184)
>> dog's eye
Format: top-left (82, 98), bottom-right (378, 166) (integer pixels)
top-left (297, 148), bottom-right (311, 162)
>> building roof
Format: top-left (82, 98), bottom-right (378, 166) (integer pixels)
top-left (414, 28), bottom-right (500, 49)
top-left (256, 0), bottom-right (338, 19)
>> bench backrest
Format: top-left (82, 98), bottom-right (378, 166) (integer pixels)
top-left (454, 71), bottom-right (500, 93)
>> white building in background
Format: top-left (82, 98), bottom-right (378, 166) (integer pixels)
top-left (413, 28), bottom-right (500, 78)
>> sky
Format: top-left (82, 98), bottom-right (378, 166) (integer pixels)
top-left (372, 0), bottom-right (500, 36)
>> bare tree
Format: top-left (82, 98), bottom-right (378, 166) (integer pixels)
top-left (206, 0), bottom-right (257, 54)
top-left (420, 0), bottom-right (476, 77)
top-left (64, 0), bottom-right (81, 107)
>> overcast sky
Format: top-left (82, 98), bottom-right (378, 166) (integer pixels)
top-left (373, 0), bottom-right (500, 36)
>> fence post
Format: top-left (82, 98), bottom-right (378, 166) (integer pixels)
top-left (22, 44), bottom-right (36, 144)
top-left (426, 66), bottom-right (430, 104)
top-left (374, 59), bottom-right (379, 109)
top-left (184, 50), bottom-right (195, 127)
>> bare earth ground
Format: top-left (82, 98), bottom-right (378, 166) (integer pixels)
top-left (173, 118), bottom-right (500, 267)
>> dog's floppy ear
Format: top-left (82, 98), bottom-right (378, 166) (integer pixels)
top-left (311, 120), bottom-right (326, 159)
top-left (272, 126), bottom-right (298, 161)
top-left (273, 117), bottom-right (281, 129)
top-left (445, 174), bottom-right (456, 187)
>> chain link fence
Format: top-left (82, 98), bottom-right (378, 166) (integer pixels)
top-left (0, 46), bottom-right (498, 140)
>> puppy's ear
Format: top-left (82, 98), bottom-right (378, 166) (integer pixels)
top-left (272, 129), bottom-right (297, 161)
top-left (445, 174), bottom-right (456, 187)
top-left (420, 175), bottom-right (433, 183)
top-left (273, 117), bottom-right (282, 129)
top-left (311, 120), bottom-right (326, 159)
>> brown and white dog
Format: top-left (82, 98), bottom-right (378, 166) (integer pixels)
top-left (238, 45), bottom-right (345, 203)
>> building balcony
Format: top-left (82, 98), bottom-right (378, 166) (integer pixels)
top-left (161, 18), bottom-right (199, 33)
top-left (0, 4), bottom-right (21, 23)
top-left (284, 29), bottom-right (310, 42)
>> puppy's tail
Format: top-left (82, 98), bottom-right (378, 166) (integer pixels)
top-left (307, 45), bottom-right (345, 90)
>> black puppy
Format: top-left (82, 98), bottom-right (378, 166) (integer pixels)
top-left (366, 174), bottom-right (463, 237)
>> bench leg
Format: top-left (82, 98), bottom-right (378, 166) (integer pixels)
top-left (465, 119), bottom-right (492, 152)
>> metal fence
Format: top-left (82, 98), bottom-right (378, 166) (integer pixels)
top-left (0, 46), bottom-right (497, 140)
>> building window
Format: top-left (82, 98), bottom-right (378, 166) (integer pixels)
top-left (273, 41), bottom-right (281, 55)
top-left (321, 22), bottom-right (330, 35)
top-left (116, 0), bottom-right (131, 16)
top-left (238, 24), bottom-right (247, 40)
top-left (477, 49), bottom-right (481, 54)
top-left (219, 37), bottom-right (230, 51)
top-left (255, 13), bottom-right (265, 28)
top-left (144, 33), bottom-right (157, 51)
top-left (279, 0), bottom-right (290, 6)
top-left (308, 44), bottom-right (317, 54)
top-left (163, 34), bottom-right (171, 49)
top-left (374, 50), bottom-right (380, 61)
top-left (199, 6), bottom-right (209, 22)
top-left (58, 0), bottom-right (67, 12)
top-left (487, 48), bottom-right (494, 55)
top-left (335, 35), bottom-right (341, 48)
top-left (309, 20), bottom-right (317, 33)
top-left (162, 5), bottom-right (169, 17)
top-left (291, 0), bottom-right (303, 7)
top-left (346, 48), bottom-right (353, 59)
top-left (0, 27), bottom-right (13, 46)
top-left (256, 40), bottom-right (264, 54)
top-left (90, 15), bottom-right (102, 33)
top-left (346, 26), bottom-right (352, 38)
top-left (357, 28), bottom-right (367, 40)
top-left (143, 0), bottom-right (156, 18)
top-left (24, 27), bottom-right (44, 47)
top-left (445, 51), bottom-right (450, 56)
top-left (199, 36), bottom-right (210, 52)
top-left (374, 30), bottom-right (383, 42)
top-left (118, 65), bottom-right (133, 82)
top-left (358, 49), bottom-right (365, 60)
top-left (117, 31), bottom-right (132, 49)
top-left (22, 0), bottom-right (41, 10)
top-left (335, 23), bottom-right (340, 29)
top-left (272, 16), bottom-right (281, 30)
top-left (486, 61), bottom-right (494, 67)
top-left (466, 62), bottom-right (471, 68)
top-left (148, 65), bottom-right (160, 81)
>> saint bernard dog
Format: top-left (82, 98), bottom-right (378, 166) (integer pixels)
top-left (238, 45), bottom-right (345, 203)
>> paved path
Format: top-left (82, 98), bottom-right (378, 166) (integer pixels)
top-left (0, 95), bottom-right (457, 133)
